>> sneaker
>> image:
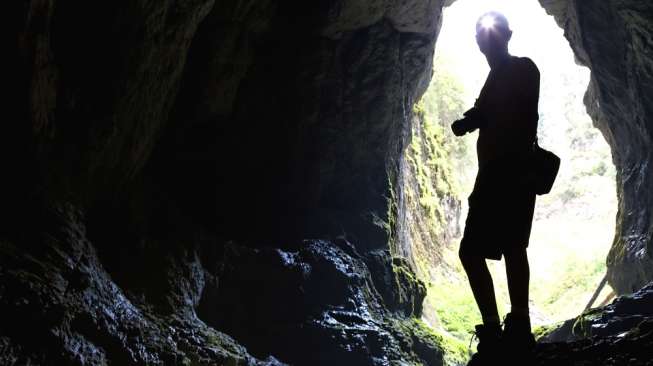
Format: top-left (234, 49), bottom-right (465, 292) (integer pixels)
top-left (467, 323), bottom-right (502, 365)
top-left (502, 312), bottom-right (536, 353)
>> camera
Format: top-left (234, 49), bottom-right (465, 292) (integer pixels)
top-left (451, 107), bottom-right (485, 136)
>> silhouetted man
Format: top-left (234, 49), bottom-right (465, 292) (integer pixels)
top-left (451, 11), bottom-right (539, 363)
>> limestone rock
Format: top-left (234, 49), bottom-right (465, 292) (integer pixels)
top-left (540, 281), bottom-right (653, 343)
top-left (200, 239), bottom-right (442, 365)
top-left (539, 0), bottom-right (653, 295)
top-left (0, 202), bottom-right (280, 365)
top-left (534, 282), bottom-right (653, 365)
top-left (386, 0), bottom-right (444, 34)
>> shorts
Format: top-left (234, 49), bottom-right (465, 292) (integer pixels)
top-left (459, 159), bottom-right (537, 260)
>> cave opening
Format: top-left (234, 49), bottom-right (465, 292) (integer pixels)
top-left (404, 0), bottom-right (618, 354)
top-left (5, 1), bottom-right (653, 365)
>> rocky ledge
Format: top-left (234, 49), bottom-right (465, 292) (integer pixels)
top-left (0, 202), bottom-right (444, 365)
top-left (533, 282), bottom-right (653, 365)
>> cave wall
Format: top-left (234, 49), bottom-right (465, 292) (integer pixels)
top-left (7, 0), bottom-right (653, 363)
top-left (539, 0), bottom-right (653, 294)
top-left (192, 0), bottom-right (445, 251)
top-left (5, 0), bottom-right (450, 287)
top-left (395, 108), bottom-right (462, 277)
top-left (2, 0), bottom-right (453, 364)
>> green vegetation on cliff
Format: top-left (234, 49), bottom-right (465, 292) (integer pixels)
top-left (401, 54), bottom-right (477, 365)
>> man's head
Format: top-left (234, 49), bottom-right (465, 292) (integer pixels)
top-left (475, 11), bottom-right (512, 57)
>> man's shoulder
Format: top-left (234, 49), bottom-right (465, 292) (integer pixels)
top-left (512, 56), bottom-right (539, 74)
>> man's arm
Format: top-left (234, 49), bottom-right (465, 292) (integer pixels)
top-left (451, 107), bottom-right (485, 136)
top-left (516, 58), bottom-right (539, 122)
top-left (507, 57), bottom-right (540, 143)
top-left (452, 68), bottom-right (494, 136)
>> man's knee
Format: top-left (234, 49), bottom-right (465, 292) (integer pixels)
top-left (504, 246), bottom-right (528, 261)
top-left (459, 247), bottom-right (480, 268)
top-left (458, 246), bottom-right (468, 263)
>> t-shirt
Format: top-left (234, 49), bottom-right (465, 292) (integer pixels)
top-left (475, 56), bottom-right (540, 170)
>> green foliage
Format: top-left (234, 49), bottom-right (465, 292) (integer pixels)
top-left (397, 318), bottom-right (469, 366)
top-left (532, 321), bottom-right (564, 340)
top-left (403, 55), bottom-right (477, 365)
top-left (407, 105), bottom-right (456, 235)
top-left (425, 279), bottom-right (480, 341)
top-left (392, 256), bottom-right (427, 316)
top-left (420, 55), bottom-right (467, 130)
top-left (405, 55), bottom-right (469, 243)
top-left (572, 308), bottom-right (604, 338)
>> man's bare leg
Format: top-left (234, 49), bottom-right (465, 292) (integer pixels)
top-left (504, 247), bottom-right (530, 318)
top-left (460, 251), bottom-right (500, 325)
top-left (503, 247), bottom-right (536, 353)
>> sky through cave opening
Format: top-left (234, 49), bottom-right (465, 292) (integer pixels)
top-left (409, 0), bottom-right (618, 354)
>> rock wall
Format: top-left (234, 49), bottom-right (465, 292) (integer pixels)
top-left (6, 0), bottom-right (653, 363)
top-left (539, 281), bottom-right (653, 343)
top-left (0, 200), bottom-right (441, 365)
top-left (395, 108), bottom-right (462, 276)
top-left (531, 281), bottom-right (653, 365)
top-left (539, 0), bottom-right (653, 294)
top-left (2, 0), bottom-right (453, 364)
top-left (190, 0), bottom-right (445, 251)
top-left (0, 202), bottom-right (282, 365)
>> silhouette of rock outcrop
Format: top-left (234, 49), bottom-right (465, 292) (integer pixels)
top-left (531, 282), bottom-right (653, 365)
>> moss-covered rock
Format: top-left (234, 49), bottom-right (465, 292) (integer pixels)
top-left (394, 103), bottom-right (463, 277)
top-left (202, 238), bottom-right (444, 365)
top-left (539, 281), bottom-right (653, 343)
top-left (529, 283), bottom-right (653, 364)
top-left (365, 249), bottom-right (427, 318)
top-left (534, 318), bottom-right (653, 365)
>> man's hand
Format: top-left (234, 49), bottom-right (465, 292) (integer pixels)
top-left (451, 119), bottom-right (468, 136)
top-left (451, 107), bottom-right (484, 136)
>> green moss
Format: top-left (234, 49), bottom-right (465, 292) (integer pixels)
top-left (424, 273), bottom-right (481, 341)
top-left (391, 257), bottom-right (427, 315)
top-left (406, 100), bottom-right (461, 241)
top-left (400, 318), bottom-right (469, 366)
top-left (572, 308), bottom-right (604, 338)
top-left (391, 58), bottom-right (471, 365)
top-left (533, 321), bottom-right (564, 340)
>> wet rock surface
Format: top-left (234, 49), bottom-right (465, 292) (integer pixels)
top-left (541, 282), bottom-right (653, 343)
top-left (0, 202), bottom-right (283, 366)
top-left (533, 282), bottom-right (653, 365)
top-left (534, 328), bottom-right (653, 366)
top-left (465, 283), bottom-right (653, 365)
top-left (201, 239), bottom-right (441, 365)
top-left (0, 200), bottom-right (441, 365)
